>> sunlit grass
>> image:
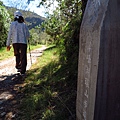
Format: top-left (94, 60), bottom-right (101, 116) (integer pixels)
top-left (19, 47), bottom-right (76, 120)
top-left (20, 47), bottom-right (60, 119)
top-left (0, 47), bottom-right (14, 61)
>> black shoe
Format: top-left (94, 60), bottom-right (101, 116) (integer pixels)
top-left (20, 73), bottom-right (26, 77)
top-left (17, 69), bottom-right (21, 72)
top-left (20, 71), bottom-right (26, 74)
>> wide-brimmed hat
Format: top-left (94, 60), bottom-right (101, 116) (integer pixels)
top-left (14, 11), bottom-right (22, 18)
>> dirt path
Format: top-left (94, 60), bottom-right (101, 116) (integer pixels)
top-left (0, 45), bottom-right (47, 119)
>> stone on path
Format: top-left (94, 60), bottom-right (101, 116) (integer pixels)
top-left (76, 0), bottom-right (120, 120)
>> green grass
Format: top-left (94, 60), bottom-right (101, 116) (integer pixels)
top-left (0, 47), bottom-right (14, 61)
top-left (19, 47), bottom-right (76, 120)
top-left (0, 44), bottom-right (42, 61)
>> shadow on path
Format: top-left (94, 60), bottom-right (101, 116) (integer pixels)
top-left (0, 74), bottom-right (25, 119)
top-left (0, 45), bottom-right (49, 119)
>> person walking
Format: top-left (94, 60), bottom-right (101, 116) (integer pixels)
top-left (6, 11), bottom-right (30, 75)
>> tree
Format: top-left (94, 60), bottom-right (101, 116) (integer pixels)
top-left (81, 0), bottom-right (88, 18)
top-left (0, 2), bottom-right (11, 48)
top-left (40, 0), bottom-right (89, 65)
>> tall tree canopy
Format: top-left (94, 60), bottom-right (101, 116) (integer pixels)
top-left (0, 1), bottom-right (11, 48)
top-left (40, 0), bottom-right (89, 77)
top-left (41, 0), bottom-right (82, 63)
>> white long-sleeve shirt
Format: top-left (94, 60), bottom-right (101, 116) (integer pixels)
top-left (6, 21), bottom-right (30, 46)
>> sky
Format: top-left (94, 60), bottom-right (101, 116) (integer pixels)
top-left (1, 0), bottom-right (58, 17)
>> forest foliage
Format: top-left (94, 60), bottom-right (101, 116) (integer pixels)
top-left (0, 1), bottom-right (11, 48)
top-left (40, 0), bottom-right (84, 83)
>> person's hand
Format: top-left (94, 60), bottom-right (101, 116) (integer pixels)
top-left (7, 46), bottom-right (11, 51)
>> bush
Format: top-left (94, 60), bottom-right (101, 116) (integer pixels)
top-left (0, 2), bottom-right (11, 48)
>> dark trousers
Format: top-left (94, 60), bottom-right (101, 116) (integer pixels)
top-left (13, 43), bottom-right (27, 74)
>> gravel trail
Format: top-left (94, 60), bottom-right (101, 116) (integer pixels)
top-left (0, 45), bottom-right (47, 119)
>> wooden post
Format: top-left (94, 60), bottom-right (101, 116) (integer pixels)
top-left (76, 0), bottom-right (120, 120)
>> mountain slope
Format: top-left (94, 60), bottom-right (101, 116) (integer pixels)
top-left (6, 7), bottom-right (45, 29)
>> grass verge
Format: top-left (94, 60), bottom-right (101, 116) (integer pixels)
top-left (19, 47), bottom-right (76, 120)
